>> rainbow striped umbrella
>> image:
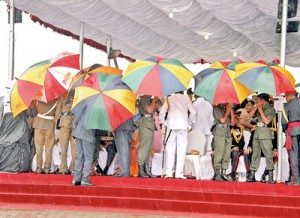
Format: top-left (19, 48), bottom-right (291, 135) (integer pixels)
top-left (122, 57), bottom-right (194, 97)
top-left (194, 61), bottom-right (252, 105)
top-left (71, 72), bottom-right (136, 131)
top-left (235, 60), bottom-right (295, 96)
top-left (10, 60), bottom-right (51, 117)
top-left (65, 64), bottom-right (122, 105)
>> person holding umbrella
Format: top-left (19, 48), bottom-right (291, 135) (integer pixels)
top-left (33, 99), bottom-right (60, 174)
top-left (135, 95), bottom-right (159, 178)
top-left (72, 105), bottom-right (99, 186)
top-left (246, 93), bottom-right (276, 184)
top-left (211, 103), bottom-right (235, 181)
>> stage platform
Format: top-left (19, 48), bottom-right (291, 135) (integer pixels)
top-left (0, 173), bottom-right (299, 217)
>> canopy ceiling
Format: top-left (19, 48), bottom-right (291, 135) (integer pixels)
top-left (5, 0), bottom-right (300, 66)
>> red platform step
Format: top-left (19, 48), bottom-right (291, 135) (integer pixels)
top-left (0, 173), bottom-right (299, 217)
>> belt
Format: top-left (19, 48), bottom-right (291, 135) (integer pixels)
top-left (37, 113), bottom-right (54, 120)
top-left (141, 114), bottom-right (153, 118)
top-left (100, 136), bottom-right (114, 141)
top-left (256, 122), bottom-right (266, 127)
top-left (217, 123), bottom-right (228, 128)
top-left (61, 112), bottom-right (72, 116)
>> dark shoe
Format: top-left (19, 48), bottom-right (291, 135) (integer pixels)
top-left (95, 164), bottom-right (103, 174)
top-left (103, 166), bottom-right (109, 175)
top-left (53, 167), bottom-right (59, 174)
top-left (145, 163), bottom-right (156, 178)
top-left (90, 163), bottom-right (101, 176)
top-left (267, 170), bottom-right (276, 184)
top-left (261, 169), bottom-right (268, 183)
top-left (81, 181), bottom-right (95, 186)
top-left (231, 172), bottom-right (237, 181)
top-left (72, 181), bottom-right (81, 186)
top-left (246, 171), bottom-right (256, 182)
top-left (221, 169), bottom-right (232, 181)
top-left (59, 169), bottom-right (72, 175)
top-left (214, 169), bottom-right (224, 181)
top-left (138, 163), bottom-right (150, 178)
top-left (43, 168), bottom-right (51, 174)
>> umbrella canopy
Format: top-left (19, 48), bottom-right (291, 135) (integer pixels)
top-left (71, 72), bottom-right (136, 131)
top-left (66, 64), bottom-right (122, 105)
top-left (35, 53), bottom-right (80, 102)
top-left (122, 57), bottom-right (194, 97)
top-left (194, 61), bottom-right (252, 105)
top-left (10, 60), bottom-right (51, 117)
top-left (235, 60), bottom-right (295, 96)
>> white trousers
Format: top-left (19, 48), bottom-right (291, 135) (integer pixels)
top-left (165, 129), bottom-right (188, 178)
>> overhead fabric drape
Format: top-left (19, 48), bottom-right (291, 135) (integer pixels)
top-left (4, 0), bottom-right (300, 66)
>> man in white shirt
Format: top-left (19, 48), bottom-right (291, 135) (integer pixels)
top-left (159, 91), bottom-right (196, 179)
top-left (192, 95), bottom-right (214, 154)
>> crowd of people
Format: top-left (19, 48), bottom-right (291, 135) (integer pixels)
top-left (9, 87), bottom-right (300, 187)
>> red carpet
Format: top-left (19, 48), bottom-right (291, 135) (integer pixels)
top-left (0, 173), bottom-right (300, 217)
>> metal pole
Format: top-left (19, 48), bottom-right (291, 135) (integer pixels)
top-left (8, 0), bottom-right (15, 80)
top-left (106, 35), bottom-right (111, 66)
top-left (277, 0), bottom-right (288, 183)
top-left (79, 21), bottom-right (84, 70)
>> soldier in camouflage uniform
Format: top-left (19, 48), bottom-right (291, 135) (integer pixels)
top-left (246, 93), bottom-right (276, 184)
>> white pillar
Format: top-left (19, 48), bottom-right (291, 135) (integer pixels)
top-left (8, 0), bottom-right (15, 80)
top-left (277, 0), bottom-right (288, 183)
top-left (79, 21), bottom-right (84, 70)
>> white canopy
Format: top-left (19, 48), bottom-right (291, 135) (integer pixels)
top-left (5, 0), bottom-right (300, 66)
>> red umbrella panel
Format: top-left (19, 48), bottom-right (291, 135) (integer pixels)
top-left (72, 73), bottom-right (136, 131)
top-left (35, 53), bottom-right (80, 102)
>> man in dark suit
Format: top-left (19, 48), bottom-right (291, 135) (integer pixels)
top-left (72, 107), bottom-right (99, 186)
top-left (282, 90), bottom-right (300, 186)
top-left (114, 118), bottom-right (135, 177)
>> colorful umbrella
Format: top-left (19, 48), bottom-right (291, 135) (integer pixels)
top-left (122, 57), bottom-right (194, 97)
top-left (235, 60), bottom-right (295, 96)
top-left (194, 61), bottom-right (252, 105)
top-left (10, 60), bottom-right (51, 117)
top-left (35, 53), bottom-right (80, 102)
top-left (65, 64), bottom-right (122, 105)
top-left (71, 72), bottom-right (136, 131)
top-left (10, 54), bottom-right (80, 117)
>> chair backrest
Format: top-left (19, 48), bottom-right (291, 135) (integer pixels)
top-left (187, 129), bottom-right (206, 155)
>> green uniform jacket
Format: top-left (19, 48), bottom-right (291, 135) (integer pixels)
top-left (253, 102), bottom-right (276, 140)
top-left (212, 105), bottom-right (231, 137)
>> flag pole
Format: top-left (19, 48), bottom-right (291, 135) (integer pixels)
top-left (8, 0), bottom-right (15, 80)
top-left (277, 0), bottom-right (288, 183)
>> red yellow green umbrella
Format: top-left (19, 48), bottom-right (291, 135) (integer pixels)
top-left (194, 61), bottom-right (252, 105)
top-left (122, 57), bottom-right (194, 97)
top-left (11, 54), bottom-right (80, 117)
top-left (235, 60), bottom-right (295, 96)
top-left (71, 72), bottom-right (136, 131)
top-left (66, 64), bottom-right (122, 105)
top-left (10, 60), bottom-right (51, 117)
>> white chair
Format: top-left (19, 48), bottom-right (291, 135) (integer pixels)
top-left (187, 129), bottom-right (206, 155)
top-left (184, 130), bottom-right (206, 179)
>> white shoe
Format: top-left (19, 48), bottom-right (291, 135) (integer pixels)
top-left (175, 176), bottom-right (187, 179)
top-left (164, 175), bottom-right (173, 179)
